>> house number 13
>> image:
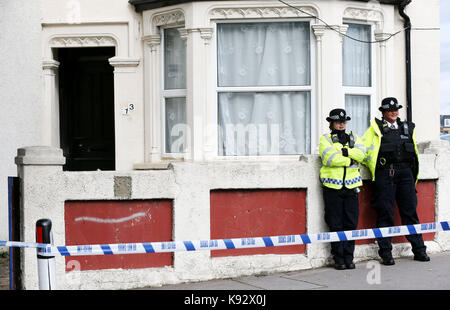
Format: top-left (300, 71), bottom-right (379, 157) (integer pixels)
top-left (122, 103), bottom-right (135, 115)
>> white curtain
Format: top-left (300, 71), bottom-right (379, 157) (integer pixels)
top-left (217, 22), bottom-right (311, 156)
top-left (343, 23), bottom-right (371, 87)
top-left (343, 23), bottom-right (371, 136)
top-left (164, 28), bottom-right (186, 89)
top-left (218, 92), bottom-right (311, 155)
top-left (345, 95), bottom-right (370, 137)
top-left (164, 28), bottom-right (186, 153)
top-left (165, 97), bottom-right (186, 153)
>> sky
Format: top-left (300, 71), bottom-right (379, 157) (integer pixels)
top-left (441, 0), bottom-right (450, 115)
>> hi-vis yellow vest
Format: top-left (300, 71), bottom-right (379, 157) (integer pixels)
top-left (319, 132), bottom-right (365, 190)
top-left (361, 118), bottom-right (420, 184)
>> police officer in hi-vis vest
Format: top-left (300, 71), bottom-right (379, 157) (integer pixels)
top-left (361, 97), bottom-right (430, 265)
top-left (319, 109), bottom-right (366, 270)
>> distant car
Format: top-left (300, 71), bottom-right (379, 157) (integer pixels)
top-left (440, 134), bottom-right (450, 142)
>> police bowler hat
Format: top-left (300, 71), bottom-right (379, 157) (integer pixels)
top-left (379, 97), bottom-right (403, 112)
top-left (326, 108), bottom-right (351, 122)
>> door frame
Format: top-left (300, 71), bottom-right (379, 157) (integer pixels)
top-left (43, 34), bottom-right (119, 149)
top-left (42, 27), bottom-right (141, 170)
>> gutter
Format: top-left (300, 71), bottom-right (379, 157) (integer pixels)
top-left (397, 0), bottom-right (413, 122)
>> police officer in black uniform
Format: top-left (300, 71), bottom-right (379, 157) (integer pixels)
top-left (363, 97), bottom-right (430, 265)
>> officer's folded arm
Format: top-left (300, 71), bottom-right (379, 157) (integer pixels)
top-left (339, 147), bottom-right (364, 166)
top-left (323, 152), bottom-right (352, 167)
top-left (347, 148), bottom-right (365, 164)
top-left (319, 137), bottom-right (352, 167)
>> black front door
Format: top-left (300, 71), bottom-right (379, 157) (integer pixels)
top-left (58, 47), bottom-right (115, 171)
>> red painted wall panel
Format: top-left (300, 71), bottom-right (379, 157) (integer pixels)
top-left (65, 200), bottom-right (173, 271)
top-left (356, 180), bottom-right (435, 245)
top-left (210, 189), bottom-right (307, 257)
top-left (64, 181), bottom-right (434, 268)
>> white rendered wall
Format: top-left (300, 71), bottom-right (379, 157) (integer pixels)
top-left (408, 0), bottom-right (440, 142)
top-left (1, 0), bottom-right (440, 255)
top-left (15, 144), bottom-right (450, 290)
top-left (0, 0), bottom-right (43, 242)
top-left (41, 0), bottom-right (145, 171)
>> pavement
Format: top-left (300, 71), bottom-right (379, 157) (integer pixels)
top-left (143, 251), bottom-right (450, 290)
top-left (1, 251), bottom-right (449, 291)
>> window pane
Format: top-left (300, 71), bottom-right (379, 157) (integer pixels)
top-left (164, 28), bottom-right (186, 89)
top-left (218, 92), bottom-right (311, 155)
top-left (165, 97), bottom-right (186, 153)
top-left (217, 22), bottom-right (311, 87)
top-left (345, 95), bottom-right (370, 137)
top-left (343, 23), bottom-right (371, 87)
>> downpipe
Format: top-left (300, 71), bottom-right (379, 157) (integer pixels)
top-left (398, 0), bottom-right (412, 122)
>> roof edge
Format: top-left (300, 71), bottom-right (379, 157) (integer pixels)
top-left (129, 0), bottom-right (402, 13)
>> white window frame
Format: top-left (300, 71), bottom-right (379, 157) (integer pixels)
top-left (342, 21), bottom-right (377, 126)
top-left (160, 26), bottom-right (187, 158)
top-left (211, 18), bottom-right (316, 159)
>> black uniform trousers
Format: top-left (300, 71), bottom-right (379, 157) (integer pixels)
top-left (371, 167), bottom-right (426, 258)
top-left (323, 186), bottom-right (359, 265)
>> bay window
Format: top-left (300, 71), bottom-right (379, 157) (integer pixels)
top-left (216, 21), bottom-right (312, 156)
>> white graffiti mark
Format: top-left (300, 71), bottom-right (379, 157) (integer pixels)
top-left (74, 212), bottom-right (148, 224)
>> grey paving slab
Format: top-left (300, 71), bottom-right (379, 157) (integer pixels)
top-left (282, 252), bottom-right (450, 290)
top-left (141, 251), bottom-right (450, 290)
top-left (234, 274), bottom-right (324, 290)
top-left (283, 263), bottom-right (387, 290)
top-left (147, 278), bottom-right (260, 290)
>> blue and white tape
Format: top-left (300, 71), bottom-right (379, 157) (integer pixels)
top-left (0, 240), bottom-right (48, 249)
top-left (1, 221), bottom-right (449, 257)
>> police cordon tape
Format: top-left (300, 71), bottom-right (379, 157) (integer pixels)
top-left (1, 221), bottom-right (450, 257)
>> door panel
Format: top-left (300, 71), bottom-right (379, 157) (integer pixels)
top-left (58, 47), bottom-right (115, 171)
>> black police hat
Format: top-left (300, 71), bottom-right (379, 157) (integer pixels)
top-left (379, 97), bottom-right (403, 112)
top-left (326, 108), bottom-right (351, 122)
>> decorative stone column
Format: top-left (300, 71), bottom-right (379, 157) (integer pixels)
top-left (312, 25), bottom-right (325, 146)
top-left (375, 31), bottom-right (390, 100)
top-left (143, 35), bottom-right (162, 163)
top-left (15, 146), bottom-right (65, 289)
top-left (108, 57), bottom-right (142, 170)
top-left (42, 59), bottom-right (60, 147)
top-left (199, 28), bottom-right (214, 160)
top-left (179, 28), bottom-right (210, 161)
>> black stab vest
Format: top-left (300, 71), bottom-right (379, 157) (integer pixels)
top-left (376, 118), bottom-right (416, 165)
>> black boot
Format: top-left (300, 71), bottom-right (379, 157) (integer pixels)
top-left (414, 252), bottom-right (430, 262)
top-left (381, 256), bottom-right (395, 266)
top-left (334, 263), bottom-right (347, 270)
top-left (345, 262), bottom-right (356, 269)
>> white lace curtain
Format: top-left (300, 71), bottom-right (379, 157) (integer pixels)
top-left (164, 28), bottom-right (186, 90)
top-left (217, 22), bottom-right (311, 156)
top-left (343, 23), bottom-right (371, 87)
top-left (343, 23), bottom-right (371, 137)
top-left (345, 95), bottom-right (370, 136)
top-left (165, 97), bottom-right (186, 153)
top-left (218, 92), bottom-right (311, 155)
top-left (164, 28), bottom-right (187, 153)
